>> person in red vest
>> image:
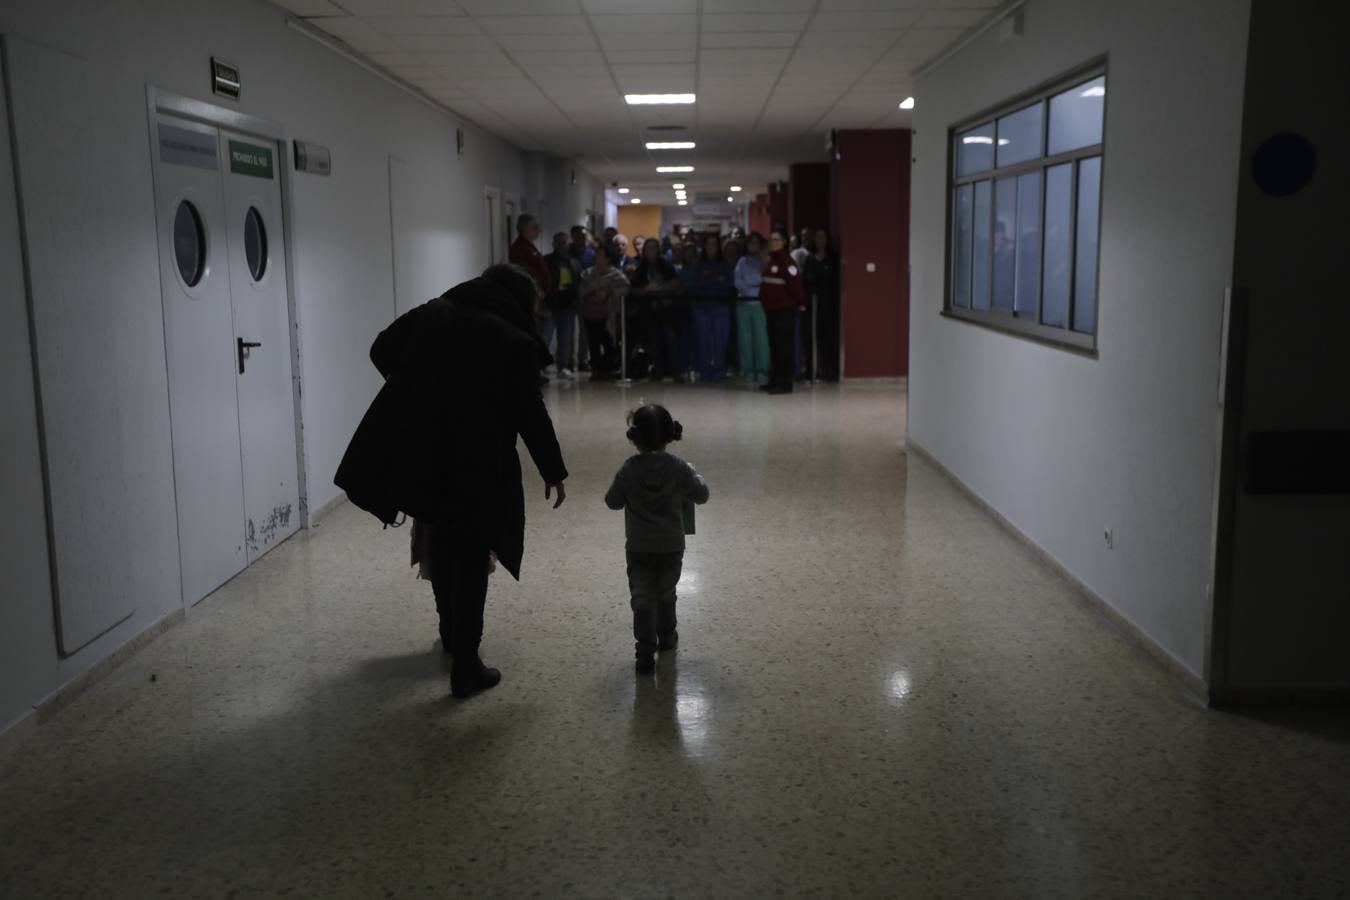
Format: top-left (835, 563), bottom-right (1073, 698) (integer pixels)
top-left (759, 228), bottom-right (806, 395)
top-left (509, 213), bottom-right (552, 383)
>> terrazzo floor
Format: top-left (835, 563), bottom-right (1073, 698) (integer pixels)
top-left (2, 381), bottom-right (1347, 899)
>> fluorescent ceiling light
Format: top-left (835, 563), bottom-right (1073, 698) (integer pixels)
top-left (631, 198), bottom-right (641, 204)
top-left (678, 200), bottom-right (688, 206)
top-left (962, 136), bottom-right (994, 145)
top-left (656, 166), bottom-right (695, 173)
top-left (726, 196), bottom-right (734, 202)
top-left (1080, 86), bottom-right (1106, 98)
top-left (647, 141), bottom-right (696, 150)
top-left (672, 183), bottom-right (685, 190)
top-left (997, 138), bottom-right (1010, 146)
top-left (730, 185), bottom-right (742, 192)
top-left (617, 187), bottom-right (630, 194)
top-left (625, 93), bottom-right (696, 105)
top-left (899, 96), bottom-right (915, 110)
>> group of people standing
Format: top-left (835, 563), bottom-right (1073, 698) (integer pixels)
top-left (509, 214), bottom-right (841, 395)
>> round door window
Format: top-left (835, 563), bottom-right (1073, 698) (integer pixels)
top-left (173, 200), bottom-right (206, 287)
top-left (244, 207), bottom-right (268, 281)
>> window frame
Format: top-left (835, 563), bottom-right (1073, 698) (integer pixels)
top-left (942, 61), bottom-right (1108, 355)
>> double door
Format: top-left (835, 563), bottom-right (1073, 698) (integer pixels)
top-left (151, 113), bottom-right (300, 605)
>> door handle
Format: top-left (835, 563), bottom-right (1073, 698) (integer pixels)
top-left (237, 338), bottom-right (262, 374)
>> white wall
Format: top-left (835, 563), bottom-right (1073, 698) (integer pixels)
top-left (0, 0), bottom-right (565, 734)
top-left (908, 0), bottom-right (1251, 678)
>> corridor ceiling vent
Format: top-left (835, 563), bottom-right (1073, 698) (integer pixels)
top-left (646, 142), bottom-right (697, 150)
top-left (625, 94), bottom-right (696, 105)
top-left (657, 166), bottom-right (695, 173)
top-left (899, 97), bottom-right (916, 110)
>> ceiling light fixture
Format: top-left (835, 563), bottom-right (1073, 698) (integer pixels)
top-left (617, 187), bottom-right (630, 194)
top-left (726, 196), bottom-right (734, 202)
top-left (671, 183), bottom-right (685, 190)
top-left (962, 136), bottom-right (994, 145)
top-left (631, 198), bottom-right (642, 204)
top-left (730, 185), bottom-right (742, 192)
top-left (899, 96), bottom-right (915, 110)
top-left (1080, 85), bottom-right (1106, 98)
top-left (646, 141), bottom-right (697, 150)
top-left (678, 200), bottom-right (688, 206)
top-left (656, 166), bottom-right (695, 173)
top-left (625, 93), bottom-right (696, 105)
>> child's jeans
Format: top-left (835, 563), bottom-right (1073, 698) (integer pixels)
top-left (626, 549), bottom-right (683, 659)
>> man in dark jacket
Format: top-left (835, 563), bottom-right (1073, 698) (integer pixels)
top-left (335, 264), bottom-right (568, 698)
top-left (543, 232), bottom-right (581, 379)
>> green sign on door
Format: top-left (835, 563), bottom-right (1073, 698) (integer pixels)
top-left (228, 140), bottom-right (274, 179)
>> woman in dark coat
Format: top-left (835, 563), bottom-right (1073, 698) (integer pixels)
top-left (335, 264), bottom-right (568, 698)
top-left (802, 227), bottom-right (841, 381)
top-left (629, 239), bottom-right (683, 381)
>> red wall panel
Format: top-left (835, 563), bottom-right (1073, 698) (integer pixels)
top-left (748, 192), bottom-right (771, 237)
top-left (767, 181), bottom-right (789, 232)
top-left (788, 162), bottom-right (831, 236)
top-left (834, 130), bottom-right (911, 377)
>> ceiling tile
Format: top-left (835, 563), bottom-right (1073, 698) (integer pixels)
top-left (497, 32), bottom-right (598, 51)
top-left (509, 49), bottom-right (594, 65)
top-left (798, 30), bottom-right (900, 48)
top-left (702, 0), bottom-right (815, 11)
top-left (390, 33), bottom-right (497, 51)
top-left (477, 15), bottom-right (591, 34)
top-left (602, 48), bottom-right (697, 64)
top-left (270, 0), bottom-right (346, 15)
top-left (599, 31), bottom-right (695, 51)
top-left (700, 12), bottom-right (809, 32)
top-left (603, 14), bottom-right (698, 33)
top-left (336, 0), bottom-right (465, 14)
top-left (699, 47), bottom-right (793, 65)
top-left (364, 15), bottom-right (479, 34)
top-left (699, 32), bottom-right (798, 49)
top-left (611, 64), bottom-right (696, 92)
top-left (809, 10), bottom-right (922, 30)
top-left (699, 61), bottom-right (789, 76)
top-left (582, 0), bottom-right (696, 10)
top-left (895, 26), bottom-right (969, 48)
top-left (309, 17), bottom-right (400, 52)
top-left (453, 0), bottom-right (579, 12)
top-left (918, 9), bottom-right (990, 29)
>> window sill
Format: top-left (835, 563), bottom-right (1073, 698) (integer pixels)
top-left (940, 308), bottom-right (1099, 358)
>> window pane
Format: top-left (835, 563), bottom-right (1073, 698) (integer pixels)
top-left (1041, 163), bottom-right (1073, 328)
top-left (1015, 171), bottom-right (1041, 316)
top-left (971, 180), bottom-right (992, 310)
top-left (992, 177), bottom-right (1017, 310)
top-left (1072, 156), bottom-right (1102, 334)
top-left (952, 184), bottom-right (973, 308)
top-left (1048, 75), bottom-right (1105, 155)
top-left (996, 103), bottom-right (1043, 167)
top-left (956, 122), bottom-right (995, 176)
top-left (173, 200), bottom-right (205, 288)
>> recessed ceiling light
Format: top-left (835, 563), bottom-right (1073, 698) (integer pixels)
top-left (726, 196), bottom-right (734, 202)
top-left (617, 187), bottom-right (630, 194)
top-left (625, 93), bottom-right (696, 105)
top-left (656, 166), bottom-right (694, 173)
top-left (671, 183), bottom-right (685, 190)
top-left (631, 198), bottom-right (641, 204)
top-left (899, 96), bottom-right (915, 110)
top-left (678, 200), bottom-right (688, 206)
top-left (730, 185), bottom-right (742, 192)
top-left (646, 141), bottom-right (696, 150)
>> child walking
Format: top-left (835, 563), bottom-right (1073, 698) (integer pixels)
top-left (604, 405), bottom-right (711, 673)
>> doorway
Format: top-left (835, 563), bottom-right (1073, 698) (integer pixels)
top-left (149, 100), bottom-right (301, 606)
top-left (484, 185), bottom-right (502, 266)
